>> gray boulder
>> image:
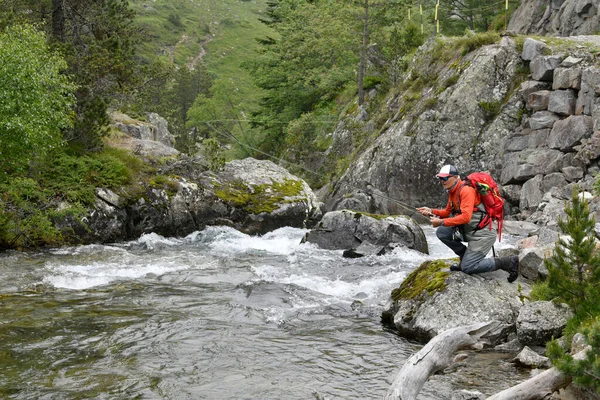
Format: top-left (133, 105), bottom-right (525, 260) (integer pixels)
top-left (548, 115), bottom-right (594, 152)
top-left (61, 158), bottom-right (322, 243)
top-left (512, 346), bottom-right (551, 368)
top-left (302, 210), bottom-right (428, 254)
top-left (530, 56), bottom-right (563, 82)
top-left (382, 260), bottom-right (530, 343)
top-left (521, 38), bottom-right (549, 61)
top-left (516, 301), bottom-right (573, 345)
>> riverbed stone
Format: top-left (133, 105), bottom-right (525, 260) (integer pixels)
top-left (512, 346), bottom-right (551, 368)
top-left (303, 210), bottom-right (428, 254)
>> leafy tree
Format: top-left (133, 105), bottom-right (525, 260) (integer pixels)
top-left (0, 24), bottom-right (76, 177)
top-left (1, 0), bottom-right (141, 153)
top-left (186, 78), bottom-right (256, 158)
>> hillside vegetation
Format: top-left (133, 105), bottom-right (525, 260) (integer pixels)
top-left (131, 0), bottom-right (271, 111)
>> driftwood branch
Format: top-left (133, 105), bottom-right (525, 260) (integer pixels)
top-left (486, 348), bottom-right (589, 400)
top-left (385, 321), bottom-right (502, 400)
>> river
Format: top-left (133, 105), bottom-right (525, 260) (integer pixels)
top-left (0, 225), bottom-right (528, 399)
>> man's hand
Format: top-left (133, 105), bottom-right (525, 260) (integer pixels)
top-left (430, 217), bottom-right (443, 228)
top-left (416, 207), bottom-right (433, 217)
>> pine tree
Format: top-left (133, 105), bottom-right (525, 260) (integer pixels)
top-left (544, 187), bottom-right (600, 392)
top-left (544, 187), bottom-right (600, 317)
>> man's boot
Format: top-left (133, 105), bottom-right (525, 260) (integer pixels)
top-left (494, 256), bottom-right (520, 283)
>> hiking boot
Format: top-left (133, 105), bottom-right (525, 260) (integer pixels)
top-left (494, 255), bottom-right (520, 283)
top-left (507, 255), bottom-right (519, 283)
top-left (450, 263), bottom-right (461, 272)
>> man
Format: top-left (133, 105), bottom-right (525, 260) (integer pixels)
top-left (416, 164), bottom-right (519, 283)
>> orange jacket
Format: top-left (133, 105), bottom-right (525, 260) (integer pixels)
top-left (432, 179), bottom-right (481, 227)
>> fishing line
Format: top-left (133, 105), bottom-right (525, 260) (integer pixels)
top-left (204, 122), bottom-right (431, 223)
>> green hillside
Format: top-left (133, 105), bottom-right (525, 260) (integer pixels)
top-left (130, 0), bottom-right (273, 108)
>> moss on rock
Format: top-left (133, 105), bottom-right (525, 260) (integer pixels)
top-left (215, 178), bottom-right (304, 214)
top-left (391, 260), bottom-right (450, 302)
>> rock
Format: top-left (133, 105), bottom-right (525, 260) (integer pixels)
top-left (512, 346), bottom-right (551, 368)
top-left (96, 188), bottom-right (123, 208)
top-left (495, 338), bottom-right (524, 353)
top-left (529, 111), bottom-right (560, 130)
top-left (548, 115), bottom-right (594, 152)
top-left (519, 245), bottom-right (553, 281)
top-left (382, 260), bottom-right (529, 343)
top-left (521, 38), bottom-right (550, 61)
top-left (508, 0), bottom-right (600, 36)
top-left (560, 56), bottom-right (583, 68)
top-left (516, 301), bottom-right (573, 346)
top-left (562, 166), bottom-right (584, 182)
top-left (303, 210), bottom-right (428, 254)
top-left (519, 81), bottom-right (552, 101)
top-left (61, 158), bottom-right (322, 243)
top-left (547, 89), bottom-right (576, 116)
top-left (530, 56), bottom-right (563, 82)
top-left (502, 220), bottom-right (538, 236)
top-left (451, 390), bottom-right (486, 400)
top-left (520, 175), bottom-right (544, 211)
top-left (553, 68), bottom-right (582, 90)
top-left (527, 90), bottom-right (552, 111)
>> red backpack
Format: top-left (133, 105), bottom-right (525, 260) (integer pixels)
top-left (463, 172), bottom-right (505, 241)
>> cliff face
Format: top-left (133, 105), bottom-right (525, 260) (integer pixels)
top-left (322, 34), bottom-right (600, 226)
top-left (508, 0), bottom-right (599, 37)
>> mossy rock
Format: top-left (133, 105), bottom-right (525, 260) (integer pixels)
top-left (391, 259), bottom-right (450, 302)
top-left (214, 178), bottom-right (304, 214)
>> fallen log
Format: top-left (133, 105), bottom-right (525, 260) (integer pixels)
top-left (486, 348), bottom-right (588, 400)
top-left (385, 321), bottom-right (502, 400)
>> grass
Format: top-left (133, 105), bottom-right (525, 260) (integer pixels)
top-left (130, 0), bottom-right (273, 113)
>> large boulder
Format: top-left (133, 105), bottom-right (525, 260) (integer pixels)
top-left (302, 209), bottom-right (428, 254)
top-left (58, 158), bottom-right (323, 243)
top-left (516, 301), bottom-right (573, 345)
top-left (381, 260), bottom-right (531, 343)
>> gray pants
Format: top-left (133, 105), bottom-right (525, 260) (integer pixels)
top-left (436, 225), bottom-right (497, 274)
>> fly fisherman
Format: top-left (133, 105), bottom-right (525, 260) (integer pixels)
top-left (416, 164), bottom-right (519, 283)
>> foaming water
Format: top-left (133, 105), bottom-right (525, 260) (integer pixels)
top-left (0, 224), bottom-right (527, 399)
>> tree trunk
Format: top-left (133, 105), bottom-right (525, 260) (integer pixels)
top-left (52, 0), bottom-right (65, 42)
top-left (486, 348), bottom-right (588, 400)
top-left (385, 321), bottom-right (502, 400)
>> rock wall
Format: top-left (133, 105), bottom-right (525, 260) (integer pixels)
top-left (501, 38), bottom-right (600, 227)
top-left (323, 35), bottom-right (600, 229)
top-left (508, 0), bottom-right (600, 37)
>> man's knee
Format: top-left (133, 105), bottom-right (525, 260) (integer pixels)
top-left (436, 226), bottom-right (454, 241)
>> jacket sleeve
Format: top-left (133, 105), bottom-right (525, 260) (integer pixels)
top-left (432, 201), bottom-right (452, 218)
top-left (439, 187), bottom-right (476, 227)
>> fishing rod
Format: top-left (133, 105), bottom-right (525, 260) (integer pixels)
top-left (203, 122), bottom-right (432, 224)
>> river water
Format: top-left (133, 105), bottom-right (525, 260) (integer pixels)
top-left (0, 225), bottom-right (529, 399)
